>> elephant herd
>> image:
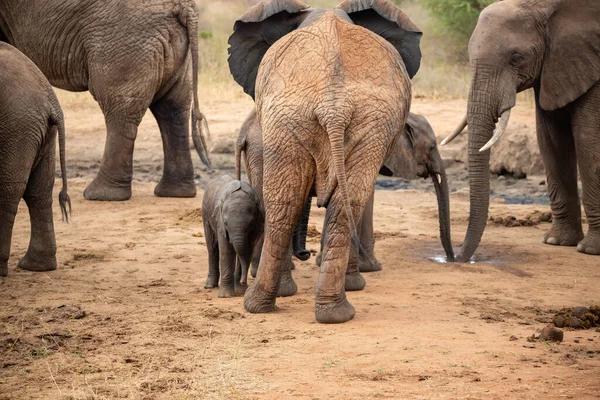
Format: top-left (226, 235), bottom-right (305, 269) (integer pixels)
top-left (0, 0), bottom-right (598, 324)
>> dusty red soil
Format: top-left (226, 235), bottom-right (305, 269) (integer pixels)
top-left (1, 96), bottom-right (599, 399)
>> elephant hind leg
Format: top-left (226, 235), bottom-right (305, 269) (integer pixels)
top-left (244, 134), bottom-right (315, 313)
top-left (536, 105), bottom-right (584, 247)
top-left (18, 150), bottom-right (57, 272)
top-left (316, 139), bottom-right (386, 323)
top-left (150, 73), bottom-right (197, 199)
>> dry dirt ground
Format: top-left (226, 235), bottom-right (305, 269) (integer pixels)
top-left (1, 95), bottom-right (599, 399)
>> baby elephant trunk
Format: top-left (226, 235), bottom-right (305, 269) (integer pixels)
top-left (428, 153), bottom-right (455, 262)
top-left (231, 236), bottom-right (252, 285)
top-left (292, 197), bottom-right (312, 261)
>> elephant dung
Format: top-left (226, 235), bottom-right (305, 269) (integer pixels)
top-left (538, 325), bottom-right (564, 343)
top-left (553, 306), bottom-right (600, 329)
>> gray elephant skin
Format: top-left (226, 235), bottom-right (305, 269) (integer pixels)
top-left (0, 0), bottom-right (211, 202)
top-left (236, 110), bottom-right (454, 284)
top-left (228, 0), bottom-right (422, 323)
top-left (0, 43), bottom-right (71, 277)
top-left (445, 0), bottom-right (600, 261)
top-left (203, 176), bottom-right (263, 298)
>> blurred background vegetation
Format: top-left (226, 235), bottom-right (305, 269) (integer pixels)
top-left (194, 0), bottom-right (493, 102)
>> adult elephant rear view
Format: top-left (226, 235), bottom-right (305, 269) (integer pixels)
top-left (0, 0), bottom-right (211, 201)
top-left (444, 0), bottom-right (600, 260)
top-left (228, 0), bottom-right (421, 323)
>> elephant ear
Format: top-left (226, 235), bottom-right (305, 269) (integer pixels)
top-left (539, 0), bottom-right (600, 111)
top-left (334, 0), bottom-right (422, 78)
top-left (228, 0), bottom-right (311, 99)
top-left (381, 114), bottom-right (417, 179)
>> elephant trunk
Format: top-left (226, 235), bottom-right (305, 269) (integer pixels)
top-left (429, 154), bottom-right (454, 262)
top-left (457, 84), bottom-right (499, 262)
top-left (292, 196), bottom-right (312, 261)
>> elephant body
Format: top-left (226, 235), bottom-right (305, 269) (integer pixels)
top-left (228, 0), bottom-right (422, 323)
top-left (0, 0), bottom-right (210, 202)
top-left (236, 110), bottom-right (454, 280)
top-left (202, 175), bottom-right (263, 298)
top-left (450, 0), bottom-right (600, 261)
top-left (0, 43), bottom-right (70, 277)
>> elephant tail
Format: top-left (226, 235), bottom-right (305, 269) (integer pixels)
top-left (324, 120), bottom-right (361, 252)
top-left (52, 113), bottom-right (71, 223)
top-left (316, 24), bottom-right (361, 253)
top-left (180, 2), bottom-right (212, 168)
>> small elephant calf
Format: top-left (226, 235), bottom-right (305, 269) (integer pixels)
top-left (202, 175), bottom-right (263, 297)
top-left (0, 43), bottom-right (71, 277)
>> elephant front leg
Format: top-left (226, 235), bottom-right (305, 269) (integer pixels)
top-left (18, 155), bottom-right (57, 272)
top-left (356, 190), bottom-right (382, 272)
top-left (204, 223), bottom-right (219, 289)
top-left (0, 202), bottom-right (20, 277)
top-left (217, 235), bottom-right (237, 298)
top-left (250, 233), bottom-right (263, 278)
top-left (276, 247), bottom-right (298, 297)
top-left (572, 87), bottom-right (600, 255)
top-left (149, 77), bottom-right (197, 198)
top-left (536, 104), bottom-right (584, 246)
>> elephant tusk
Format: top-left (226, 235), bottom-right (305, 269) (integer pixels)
top-left (435, 173), bottom-right (442, 185)
top-left (479, 109), bottom-right (512, 152)
top-left (441, 114), bottom-right (467, 146)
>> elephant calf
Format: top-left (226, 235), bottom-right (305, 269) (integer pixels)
top-left (202, 176), bottom-right (263, 297)
top-left (0, 43), bottom-right (71, 277)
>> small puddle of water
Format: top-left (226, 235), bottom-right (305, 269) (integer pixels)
top-left (429, 255), bottom-right (476, 264)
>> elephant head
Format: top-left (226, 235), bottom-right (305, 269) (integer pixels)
top-left (382, 113), bottom-right (454, 261)
top-left (227, 0), bottom-right (422, 100)
top-left (216, 180), bottom-right (264, 286)
top-left (444, 0), bottom-right (600, 262)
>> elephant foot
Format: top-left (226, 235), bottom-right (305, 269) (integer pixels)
top-left (357, 253), bottom-right (382, 272)
top-left (543, 224), bottom-right (584, 246)
top-left (235, 282), bottom-right (248, 295)
top-left (154, 179), bottom-right (197, 198)
top-left (277, 274), bottom-right (298, 297)
top-left (17, 253), bottom-right (57, 272)
top-left (251, 264), bottom-right (258, 278)
top-left (84, 176), bottom-right (132, 201)
top-left (345, 269), bottom-right (366, 291)
top-left (577, 231), bottom-right (600, 255)
top-left (315, 297), bottom-right (355, 324)
top-left (218, 285), bottom-right (237, 298)
top-left (204, 277), bottom-right (218, 289)
top-left (0, 262), bottom-right (7, 277)
top-left (244, 283), bottom-right (277, 313)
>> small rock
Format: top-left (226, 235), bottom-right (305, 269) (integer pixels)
top-left (539, 325), bottom-right (563, 343)
top-left (509, 335), bottom-right (518, 341)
